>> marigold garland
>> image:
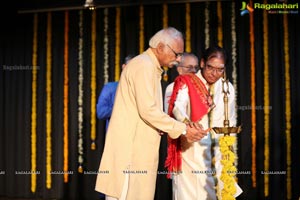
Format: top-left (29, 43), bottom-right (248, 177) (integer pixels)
top-left (219, 136), bottom-right (237, 200)
top-left (77, 10), bottom-right (84, 173)
top-left (162, 3), bottom-right (168, 82)
top-left (103, 8), bottom-right (109, 84)
top-left (217, 1), bottom-right (223, 47)
top-left (163, 4), bottom-right (168, 28)
top-left (63, 11), bottom-right (69, 182)
top-left (185, 3), bottom-right (191, 53)
top-left (46, 12), bottom-right (52, 189)
top-left (115, 7), bottom-right (121, 81)
top-left (262, 1), bottom-right (270, 196)
top-left (249, 0), bottom-right (257, 188)
top-left (283, 13), bottom-right (292, 200)
top-left (90, 10), bottom-right (97, 150)
top-left (204, 2), bottom-right (210, 49)
top-left (139, 5), bottom-right (144, 54)
top-left (31, 13), bottom-right (38, 193)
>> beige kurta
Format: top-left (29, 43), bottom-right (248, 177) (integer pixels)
top-left (95, 49), bottom-right (186, 200)
top-left (172, 71), bottom-right (242, 200)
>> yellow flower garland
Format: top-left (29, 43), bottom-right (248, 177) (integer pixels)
top-left (90, 10), bottom-right (97, 150)
top-left (262, 1), bottom-right (270, 196)
top-left (283, 13), bottom-right (292, 200)
top-left (115, 7), bottom-right (121, 81)
top-left (63, 11), bottom-right (69, 182)
top-left (249, 0), bottom-right (257, 188)
top-left (185, 3), bottom-right (191, 53)
top-left (31, 13), bottom-right (38, 193)
top-left (217, 1), bottom-right (223, 47)
top-left (139, 5), bottom-right (144, 54)
top-left (46, 12), bottom-right (52, 189)
top-left (219, 136), bottom-right (237, 200)
top-left (162, 3), bottom-right (168, 82)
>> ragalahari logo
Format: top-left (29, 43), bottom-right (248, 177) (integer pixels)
top-left (240, 1), bottom-right (254, 16)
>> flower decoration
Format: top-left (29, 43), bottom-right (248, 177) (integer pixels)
top-left (77, 10), bottom-right (84, 173)
top-left (63, 11), bottom-right (69, 182)
top-left (46, 12), bottom-right (52, 189)
top-left (31, 13), bottom-right (38, 193)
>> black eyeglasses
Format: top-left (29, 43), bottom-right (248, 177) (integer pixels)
top-left (166, 44), bottom-right (183, 58)
top-left (204, 64), bottom-right (225, 74)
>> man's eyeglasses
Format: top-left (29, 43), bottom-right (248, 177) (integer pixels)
top-left (166, 44), bottom-right (183, 58)
top-left (179, 65), bottom-right (199, 72)
top-left (204, 64), bottom-right (225, 74)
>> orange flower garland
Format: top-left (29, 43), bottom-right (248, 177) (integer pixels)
top-left (185, 3), bottom-right (191, 53)
top-left (162, 3), bottom-right (168, 82)
top-left (63, 11), bottom-right (69, 182)
top-left (139, 5), bottom-right (144, 54)
top-left (46, 12), bottom-right (52, 189)
top-left (115, 7), bottom-right (121, 81)
top-left (217, 1), bottom-right (223, 47)
top-left (163, 4), bottom-right (168, 28)
top-left (90, 10), bottom-right (97, 150)
top-left (249, 0), bottom-right (257, 188)
top-left (31, 13), bottom-right (38, 193)
top-left (283, 13), bottom-right (292, 200)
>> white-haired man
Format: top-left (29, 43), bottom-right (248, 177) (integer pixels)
top-left (95, 27), bottom-right (209, 200)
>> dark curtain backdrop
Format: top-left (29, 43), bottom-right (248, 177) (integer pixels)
top-left (0, 1), bottom-right (299, 200)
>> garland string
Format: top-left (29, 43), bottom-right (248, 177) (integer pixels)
top-left (231, 2), bottom-right (238, 125)
top-left (262, 0), bottom-right (270, 196)
top-left (46, 12), bottom-right (52, 189)
top-left (162, 3), bottom-right (168, 82)
top-left (204, 2), bottom-right (210, 49)
top-left (31, 13), bottom-right (38, 193)
top-left (115, 7), bottom-right (121, 81)
top-left (103, 8), bottom-right (109, 84)
top-left (249, 0), bottom-right (257, 187)
top-left (185, 3), bottom-right (191, 53)
top-left (77, 10), bottom-right (84, 173)
top-left (139, 5), bottom-right (144, 54)
top-left (63, 11), bottom-right (69, 182)
top-left (283, 12), bottom-right (292, 200)
top-left (90, 10), bottom-right (97, 150)
top-left (217, 1), bottom-right (223, 47)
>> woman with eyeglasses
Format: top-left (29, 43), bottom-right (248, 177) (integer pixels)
top-left (166, 46), bottom-right (242, 200)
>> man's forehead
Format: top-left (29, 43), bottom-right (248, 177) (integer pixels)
top-left (206, 61), bottom-right (225, 68)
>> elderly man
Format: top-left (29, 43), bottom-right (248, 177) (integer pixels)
top-left (166, 46), bottom-right (242, 200)
top-left (164, 52), bottom-right (199, 113)
top-left (95, 27), bottom-right (209, 200)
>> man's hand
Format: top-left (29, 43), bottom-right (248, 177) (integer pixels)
top-left (184, 122), bottom-right (210, 143)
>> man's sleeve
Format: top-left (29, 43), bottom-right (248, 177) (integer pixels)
top-left (132, 64), bottom-right (185, 139)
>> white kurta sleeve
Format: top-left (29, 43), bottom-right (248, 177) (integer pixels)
top-left (172, 85), bottom-right (190, 122)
